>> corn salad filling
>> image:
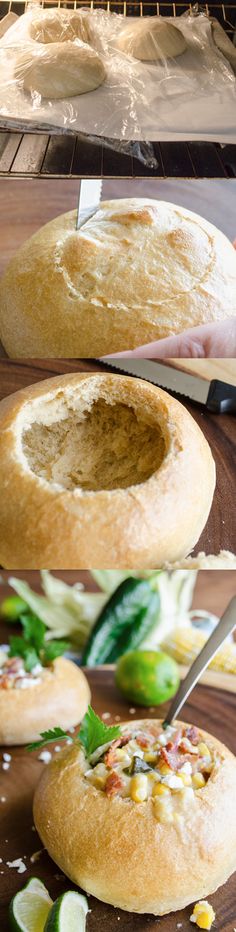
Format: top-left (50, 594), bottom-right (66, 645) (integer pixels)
top-left (84, 723), bottom-right (217, 822)
top-left (0, 646), bottom-right (43, 689)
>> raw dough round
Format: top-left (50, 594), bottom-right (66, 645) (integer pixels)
top-left (29, 8), bottom-right (90, 44)
top-left (14, 40), bottom-right (106, 99)
top-left (117, 18), bottom-right (187, 61)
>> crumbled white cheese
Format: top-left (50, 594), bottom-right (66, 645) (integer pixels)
top-left (54, 746), bottom-right (61, 753)
top-left (129, 709), bottom-right (136, 715)
top-left (3, 753), bottom-right (11, 763)
top-left (0, 858), bottom-right (2, 863)
top-left (2, 763), bottom-right (10, 771)
top-left (179, 762), bottom-right (192, 775)
top-left (38, 751), bottom-right (52, 764)
top-left (163, 775), bottom-right (183, 790)
top-left (31, 663), bottom-right (43, 676)
top-left (0, 797), bottom-right (6, 803)
top-left (7, 858), bottom-right (27, 874)
top-left (180, 738), bottom-right (198, 754)
top-left (17, 677), bottom-right (41, 689)
top-left (102, 712), bottom-right (111, 720)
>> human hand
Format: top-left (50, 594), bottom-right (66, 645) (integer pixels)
top-left (104, 317), bottom-right (236, 360)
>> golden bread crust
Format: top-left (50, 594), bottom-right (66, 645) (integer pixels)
top-left (33, 718), bottom-right (236, 914)
top-left (0, 372), bottom-right (215, 568)
top-left (0, 199), bottom-right (235, 356)
top-left (0, 658), bottom-right (90, 745)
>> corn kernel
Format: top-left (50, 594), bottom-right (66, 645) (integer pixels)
top-left (198, 742), bottom-right (210, 757)
top-left (152, 783), bottom-right (171, 797)
top-left (179, 773), bottom-right (192, 786)
top-left (144, 751), bottom-right (157, 763)
top-left (190, 900), bottom-right (215, 930)
top-left (159, 763), bottom-right (172, 775)
top-left (153, 797), bottom-right (173, 823)
top-left (192, 773), bottom-right (206, 789)
top-left (93, 776), bottom-right (106, 789)
top-left (130, 774), bottom-right (148, 803)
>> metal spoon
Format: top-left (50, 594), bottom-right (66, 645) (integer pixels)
top-left (163, 595), bottom-right (236, 727)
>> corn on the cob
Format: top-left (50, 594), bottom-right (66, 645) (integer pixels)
top-left (162, 627), bottom-right (236, 674)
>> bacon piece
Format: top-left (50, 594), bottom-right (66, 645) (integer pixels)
top-left (183, 726), bottom-right (199, 746)
top-left (0, 675), bottom-right (13, 689)
top-left (104, 735), bottom-right (131, 769)
top-left (136, 734), bottom-right (156, 750)
top-left (160, 746), bottom-right (180, 771)
top-left (105, 772), bottom-right (124, 797)
top-left (5, 657), bottom-right (23, 673)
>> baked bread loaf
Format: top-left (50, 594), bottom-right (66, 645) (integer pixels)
top-left (14, 40), bottom-right (106, 99)
top-left (0, 656), bottom-right (90, 745)
top-left (0, 371), bottom-right (215, 569)
top-left (33, 718), bottom-right (236, 914)
top-left (117, 18), bottom-right (187, 61)
top-left (0, 199), bottom-right (235, 357)
top-left (29, 8), bottom-right (90, 45)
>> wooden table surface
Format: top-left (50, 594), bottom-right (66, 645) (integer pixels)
top-left (0, 358), bottom-right (235, 558)
top-left (0, 667), bottom-right (236, 932)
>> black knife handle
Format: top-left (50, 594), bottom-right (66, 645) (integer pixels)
top-left (206, 379), bottom-right (236, 414)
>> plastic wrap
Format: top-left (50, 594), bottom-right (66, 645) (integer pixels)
top-left (0, 4), bottom-right (235, 154)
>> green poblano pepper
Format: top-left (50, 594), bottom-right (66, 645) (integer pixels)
top-left (82, 576), bottom-right (160, 667)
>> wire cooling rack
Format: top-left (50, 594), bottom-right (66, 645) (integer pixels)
top-left (0, 0), bottom-right (235, 177)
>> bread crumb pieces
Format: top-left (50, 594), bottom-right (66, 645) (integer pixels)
top-left (115, 715), bottom-right (121, 721)
top-left (0, 797), bottom-right (6, 803)
top-left (38, 750), bottom-right (52, 764)
top-left (7, 858), bottom-right (27, 874)
top-left (129, 708), bottom-right (136, 714)
top-left (190, 901), bottom-right (215, 930)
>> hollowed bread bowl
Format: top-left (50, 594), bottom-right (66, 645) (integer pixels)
top-left (33, 718), bottom-right (236, 914)
top-left (0, 657), bottom-right (90, 745)
top-left (0, 371), bottom-right (215, 568)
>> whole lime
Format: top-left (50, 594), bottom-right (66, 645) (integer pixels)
top-left (115, 649), bottom-right (180, 707)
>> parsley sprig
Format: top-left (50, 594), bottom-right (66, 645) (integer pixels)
top-left (27, 705), bottom-right (122, 757)
top-left (9, 612), bottom-right (69, 672)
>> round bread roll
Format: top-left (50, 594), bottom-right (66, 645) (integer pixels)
top-left (0, 657), bottom-right (90, 745)
top-left (29, 8), bottom-right (90, 45)
top-left (117, 18), bottom-right (187, 61)
top-left (14, 40), bottom-right (106, 99)
top-left (0, 371), bottom-right (215, 569)
top-left (33, 718), bottom-right (236, 914)
top-left (0, 199), bottom-right (235, 357)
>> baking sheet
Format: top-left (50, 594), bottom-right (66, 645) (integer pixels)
top-left (0, 10), bottom-right (236, 143)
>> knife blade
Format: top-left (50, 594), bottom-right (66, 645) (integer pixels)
top-left (77, 179), bottom-right (102, 229)
top-left (99, 358), bottom-right (236, 414)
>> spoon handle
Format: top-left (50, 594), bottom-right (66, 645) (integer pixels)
top-left (163, 595), bottom-right (236, 727)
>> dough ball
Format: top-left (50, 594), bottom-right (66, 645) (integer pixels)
top-left (14, 41), bottom-right (106, 99)
top-left (29, 8), bottom-right (90, 45)
top-left (117, 18), bottom-right (187, 61)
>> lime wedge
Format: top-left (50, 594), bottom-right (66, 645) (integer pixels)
top-left (44, 892), bottom-right (89, 932)
top-left (9, 877), bottom-right (53, 932)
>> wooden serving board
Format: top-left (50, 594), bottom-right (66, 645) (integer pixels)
top-left (0, 668), bottom-right (236, 932)
top-left (0, 359), bottom-right (235, 556)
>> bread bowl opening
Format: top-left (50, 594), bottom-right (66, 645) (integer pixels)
top-left (22, 398), bottom-right (166, 492)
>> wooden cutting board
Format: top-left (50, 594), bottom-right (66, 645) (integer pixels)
top-left (0, 359), bottom-right (235, 556)
top-left (0, 667), bottom-right (236, 932)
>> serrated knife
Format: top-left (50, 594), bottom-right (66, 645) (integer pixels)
top-left (77, 179), bottom-right (102, 229)
top-left (99, 358), bottom-right (236, 414)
